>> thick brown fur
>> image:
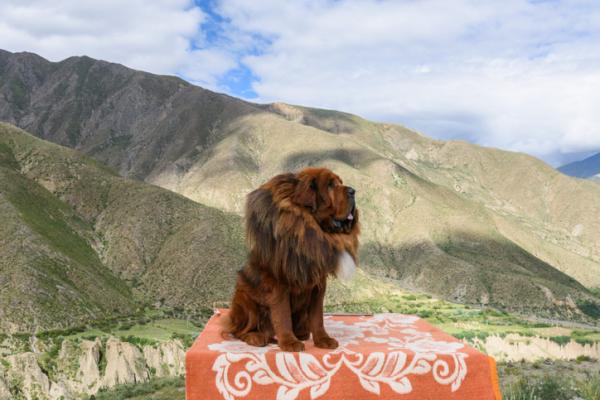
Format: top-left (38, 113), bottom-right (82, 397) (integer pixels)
top-left (222, 167), bottom-right (360, 351)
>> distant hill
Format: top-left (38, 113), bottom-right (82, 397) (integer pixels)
top-left (0, 123), bottom-right (245, 333)
top-left (1, 49), bottom-right (599, 323)
top-left (559, 152), bottom-right (600, 183)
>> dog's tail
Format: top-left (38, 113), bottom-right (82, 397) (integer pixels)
top-left (220, 290), bottom-right (259, 340)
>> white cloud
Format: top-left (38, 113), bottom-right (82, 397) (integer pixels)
top-left (0, 0), bottom-right (235, 89)
top-left (214, 0), bottom-right (600, 165)
top-left (2, 0), bottom-right (600, 164)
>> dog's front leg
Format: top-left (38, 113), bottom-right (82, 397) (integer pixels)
top-left (309, 282), bottom-right (339, 349)
top-left (268, 288), bottom-right (305, 352)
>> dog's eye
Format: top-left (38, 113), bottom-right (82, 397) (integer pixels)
top-left (328, 180), bottom-right (335, 188)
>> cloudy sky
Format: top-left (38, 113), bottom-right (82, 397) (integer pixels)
top-left (1, 0), bottom-right (600, 165)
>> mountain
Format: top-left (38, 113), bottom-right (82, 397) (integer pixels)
top-left (559, 152), bottom-right (600, 183)
top-left (0, 122), bottom-right (245, 333)
top-left (1, 49), bottom-right (600, 322)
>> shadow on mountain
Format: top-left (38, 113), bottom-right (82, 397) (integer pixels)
top-left (299, 109), bottom-right (363, 135)
top-left (358, 231), bottom-right (597, 319)
top-left (263, 103), bottom-right (363, 135)
top-left (284, 148), bottom-right (381, 171)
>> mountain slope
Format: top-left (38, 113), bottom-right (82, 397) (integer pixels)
top-left (559, 152), bottom-right (600, 182)
top-left (0, 123), bottom-right (246, 332)
top-left (1, 50), bottom-right (599, 321)
top-left (0, 49), bottom-right (259, 180)
top-left (0, 127), bottom-right (134, 332)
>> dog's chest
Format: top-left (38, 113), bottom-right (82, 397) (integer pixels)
top-left (336, 250), bottom-right (356, 280)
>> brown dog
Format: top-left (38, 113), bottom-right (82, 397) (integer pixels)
top-left (223, 167), bottom-right (360, 352)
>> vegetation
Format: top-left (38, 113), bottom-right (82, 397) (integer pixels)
top-left (578, 300), bottom-right (600, 319)
top-left (504, 374), bottom-right (600, 400)
top-left (326, 270), bottom-right (600, 347)
top-left (89, 376), bottom-right (185, 400)
top-left (2, 273), bottom-right (599, 399)
top-left (0, 122), bottom-right (244, 333)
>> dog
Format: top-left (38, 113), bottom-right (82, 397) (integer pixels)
top-left (223, 167), bottom-right (360, 352)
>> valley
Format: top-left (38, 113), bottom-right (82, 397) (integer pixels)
top-left (0, 49), bottom-right (599, 399)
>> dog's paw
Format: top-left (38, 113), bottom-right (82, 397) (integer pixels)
top-left (279, 339), bottom-right (305, 352)
top-left (314, 336), bottom-right (339, 349)
top-left (241, 332), bottom-right (270, 347)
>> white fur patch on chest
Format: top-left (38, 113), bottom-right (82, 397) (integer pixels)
top-left (336, 251), bottom-right (356, 280)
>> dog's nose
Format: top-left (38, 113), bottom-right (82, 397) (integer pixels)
top-left (347, 187), bottom-right (356, 197)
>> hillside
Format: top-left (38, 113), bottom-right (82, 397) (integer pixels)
top-left (1, 50), bottom-right (600, 321)
top-left (559, 152), bottom-right (600, 183)
top-left (0, 123), bottom-right (245, 333)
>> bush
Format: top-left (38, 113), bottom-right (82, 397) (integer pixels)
top-left (505, 376), bottom-right (574, 400)
top-left (119, 323), bottom-right (134, 331)
top-left (453, 331), bottom-right (489, 342)
top-left (504, 374), bottom-right (600, 400)
top-left (548, 336), bottom-right (571, 346)
top-left (119, 335), bottom-right (157, 347)
top-left (530, 322), bottom-right (551, 328)
top-left (579, 375), bottom-right (600, 400)
top-left (574, 337), bottom-right (596, 346)
top-left (576, 355), bottom-right (593, 363)
top-left (37, 325), bottom-right (86, 339)
top-left (90, 376), bottom-right (184, 400)
top-left (170, 333), bottom-right (194, 349)
top-left (578, 300), bottom-right (600, 319)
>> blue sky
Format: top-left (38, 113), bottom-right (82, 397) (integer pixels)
top-left (2, 0), bottom-right (600, 166)
top-left (191, 0), bottom-right (260, 98)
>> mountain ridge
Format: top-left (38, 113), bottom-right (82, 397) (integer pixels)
top-left (1, 49), bottom-right (599, 325)
top-left (559, 152), bottom-right (600, 183)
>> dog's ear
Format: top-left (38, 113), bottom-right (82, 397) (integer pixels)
top-left (293, 176), bottom-right (318, 212)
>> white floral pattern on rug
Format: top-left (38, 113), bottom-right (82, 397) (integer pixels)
top-left (209, 314), bottom-right (468, 400)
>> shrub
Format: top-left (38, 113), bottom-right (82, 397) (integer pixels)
top-left (453, 331), bottom-right (489, 342)
top-left (530, 322), bottom-right (551, 328)
top-left (170, 332), bottom-right (194, 349)
top-left (548, 336), bottom-right (571, 346)
top-left (578, 300), bottom-right (600, 319)
top-left (579, 375), bottom-right (600, 400)
top-left (574, 337), bottom-right (596, 346)
top-left (119, 335), bottom-right (157, 347)
top-left (505, 376), bottom-right (573, 400)
top-left (90, 376), bottom-right (184, 400)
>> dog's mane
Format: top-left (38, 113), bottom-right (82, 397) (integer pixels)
top-left (245, 173), bottom-right (359, 289)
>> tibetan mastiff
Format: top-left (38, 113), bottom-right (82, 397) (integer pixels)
top-left (223, 167), bottom-right (360, 352)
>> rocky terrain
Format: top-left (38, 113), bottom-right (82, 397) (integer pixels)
top-left (479, 334), bottom-right (600, 361)
top-left (0, 335), bottom-right (185, 400)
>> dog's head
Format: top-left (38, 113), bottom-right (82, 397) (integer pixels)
top-left (292, 167), bottom-right (358, 233)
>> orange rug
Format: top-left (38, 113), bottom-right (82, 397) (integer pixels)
top-left (186, 310), bottom-right (502, 399)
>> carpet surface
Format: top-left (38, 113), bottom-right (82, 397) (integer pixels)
top-left (186, 309), bottom-right (502, 399)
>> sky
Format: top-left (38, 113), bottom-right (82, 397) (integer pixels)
top-left (1, 0), bottom-right (600, 166)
